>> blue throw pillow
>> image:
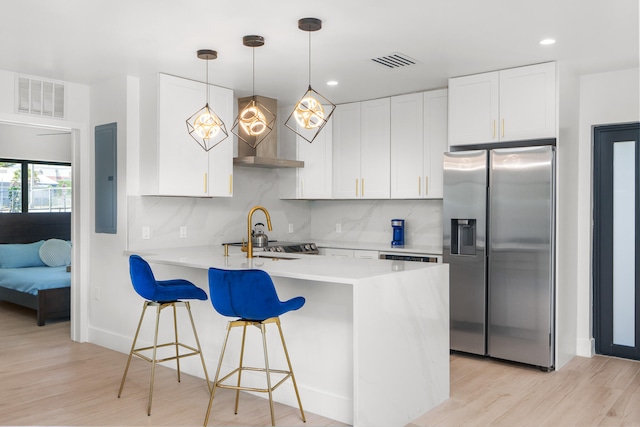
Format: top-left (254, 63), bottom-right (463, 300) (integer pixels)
top-left (0, 240), bottom-right (47, 268)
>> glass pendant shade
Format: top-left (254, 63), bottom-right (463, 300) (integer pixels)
top-left (186, 49), bottom-right (228, 152)
top-left (232, 96), bottom-right (276, 149)
top-left (286, 17), bottom-right (335, 143)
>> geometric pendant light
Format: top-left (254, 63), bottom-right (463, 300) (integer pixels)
top-left (186, 49), bottom-right (229, 152)
top-left (285, 18), bottom-right (336, 144)
top-left (231, 35), bottom-right (276, 149)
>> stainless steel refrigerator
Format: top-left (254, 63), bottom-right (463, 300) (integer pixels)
top-left (443, 145), bottom-right (555, 369)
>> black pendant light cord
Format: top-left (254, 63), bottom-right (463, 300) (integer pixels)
top-left (205, 59), bottom-right (210, 105)
top-left (252, 47), bottom-right (256, 98)
top-left (308, 30), bottom-right (312, 90)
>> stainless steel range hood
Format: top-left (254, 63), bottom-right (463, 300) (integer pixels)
top-left (233, 95), bottom-right (304, 169)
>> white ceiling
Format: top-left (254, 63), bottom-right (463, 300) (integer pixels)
top-left (0, 0), bottom-right (638, 107)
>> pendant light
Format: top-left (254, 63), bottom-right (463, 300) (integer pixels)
top-left (285, 17), bottom-right (336, 143)
top-left (231, 35), bottom-right (276, 149)
top-left (186, 49), bottom-right (228, 152)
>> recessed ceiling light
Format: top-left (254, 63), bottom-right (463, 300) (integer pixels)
top-left (326, 80), bottom-right (338, 86)
top-left (539, 38), bottom-right (556, 46)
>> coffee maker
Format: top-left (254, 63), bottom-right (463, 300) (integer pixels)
top-left (391, 219), bottom-right (405, 247)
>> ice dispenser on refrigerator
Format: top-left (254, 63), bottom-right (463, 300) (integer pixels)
top-left (451, 219), bottom-right (477, 256)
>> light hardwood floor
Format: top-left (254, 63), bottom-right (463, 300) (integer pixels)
top-left (2, 300), bottom-right (640, 426)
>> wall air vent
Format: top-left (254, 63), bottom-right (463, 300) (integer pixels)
top-left (370, 52), bottom-right (421, 69)
top-left (16, 76), bottom-right (65, 119)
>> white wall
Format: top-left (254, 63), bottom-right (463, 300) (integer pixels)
top-left (87, 75), bottom-right (139, 344)
top-left (555, 63), bottom-right (581, 368)
top-left (0, 68), bottom-right (91, 342)
top-left (0, 70), bottom-right (90, 124)
top-left (0, 124), bottom-right (72, 162)
top-left (575, 67), bottom-right (640, 357)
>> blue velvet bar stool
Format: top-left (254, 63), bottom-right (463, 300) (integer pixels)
top-left (118, 254), bottom-right (211, 415)
top-left (204, 267), bottom-right (306, 427)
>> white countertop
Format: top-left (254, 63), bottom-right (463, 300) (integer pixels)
top-left (311, 239), bottom-right (442, 255)
top-left (138, 245), bottom-right (442, 285)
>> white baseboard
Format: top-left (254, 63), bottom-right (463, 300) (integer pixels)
top-left (576, 337), bottom-right (595, 357)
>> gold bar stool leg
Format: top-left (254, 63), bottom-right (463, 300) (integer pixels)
top-left (185, 301), bottom-right (212, 392)
top-left (234, 323), bottom-right (248, 414)
top-left (261, 322), bottom-right (276, 427)
top-left (172, 303), bottom-right (181, 383)
top-left (276, 318), bottom-right (306, 422)
top-left (123, 255), bottom-right (211, 417)
top-left (118, 301), bottom-right (149, 398)
top-left (204, 321), bottom-right (233, 427)
top-left (206, 267), bottom-right (307, 426)
top-left (147, 303), bottom-right (162, 416)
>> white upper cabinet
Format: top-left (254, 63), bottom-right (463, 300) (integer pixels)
top-left (332, 102), bottom-right (362, 198)
top-left (391, 92), bottom-right (424, 199)
top-left (391, 89), bottom-right (448, 199)
top-left (360, 98), bottom-right (391, 199)
top-left (448, 62), bottom-right (556, 146)
top-left (423, 89), bottom-right (448, 198)
top-left (139, 73), bottom-right (233, 197)
top-left (499, 63), bottom-right (556, 142)
top-left (333, 99), bottom-right (390, 199)
top-left (297, 118), bottom-right (333, 199)
top-left (449, 72), bottom-right (498, 145)
top-left (279, 118), bottom-right (333, 199)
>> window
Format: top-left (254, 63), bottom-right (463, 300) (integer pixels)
top-left (0, 160), bottom-right (71, 213)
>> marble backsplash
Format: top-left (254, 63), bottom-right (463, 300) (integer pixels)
top-left (128, 167), bottom-right (443, 252)
top-left (309, 198), bottom-right (442, 248)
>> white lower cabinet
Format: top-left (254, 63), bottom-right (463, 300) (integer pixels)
top-left (353, 249), bottom-right (379, 259)
top-left (320, 248), bottom-right (354, 258)
top-left (139, 73), bottom-right (233, 197)
top-left (319, 248), bottom-right (379, 259)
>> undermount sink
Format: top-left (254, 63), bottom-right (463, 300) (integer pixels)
top-left (255, 254), bottom-right (299, 261)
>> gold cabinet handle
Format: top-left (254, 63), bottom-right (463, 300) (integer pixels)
top-left (418, 176), bottom-right (421, 196)
top-left (492, 120), bottom-right (496, 139)
top-left (425, 176), bottom-right (429, 195)
top-left (355, 178), bottom-right (359, 197)
top-left (361, 178), bottom-right (365, 197)
top-left (229, 174), bottom-right (233, 195)
top-left (501, 119), bottom-right (505, 138)
top-left (204, 173), bottom-right (208, 194)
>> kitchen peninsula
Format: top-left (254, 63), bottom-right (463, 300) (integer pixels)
top-left (141, 246), bottom-right (449, 427)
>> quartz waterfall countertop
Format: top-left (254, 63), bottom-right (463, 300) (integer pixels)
top-left (129, 244), bottom-right (449, 427)
top-left (137, 245), bottom-right (441, 284)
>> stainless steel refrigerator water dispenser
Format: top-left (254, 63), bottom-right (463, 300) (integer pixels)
top-left (391, 219), bottom-right (405, 247)
top-left (451, 219), bottom-right (477, 255)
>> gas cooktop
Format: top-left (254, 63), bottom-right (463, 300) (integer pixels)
top-left (264, 242), bottom-right (319, 254)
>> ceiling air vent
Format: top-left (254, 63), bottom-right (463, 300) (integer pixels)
top-left (16, 76), bottom-right (65, 119)
top-left (370, 52), bottom-right (420, 69)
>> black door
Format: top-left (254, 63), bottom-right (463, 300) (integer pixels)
top-left (593, 122), bottom-right (640, 360)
